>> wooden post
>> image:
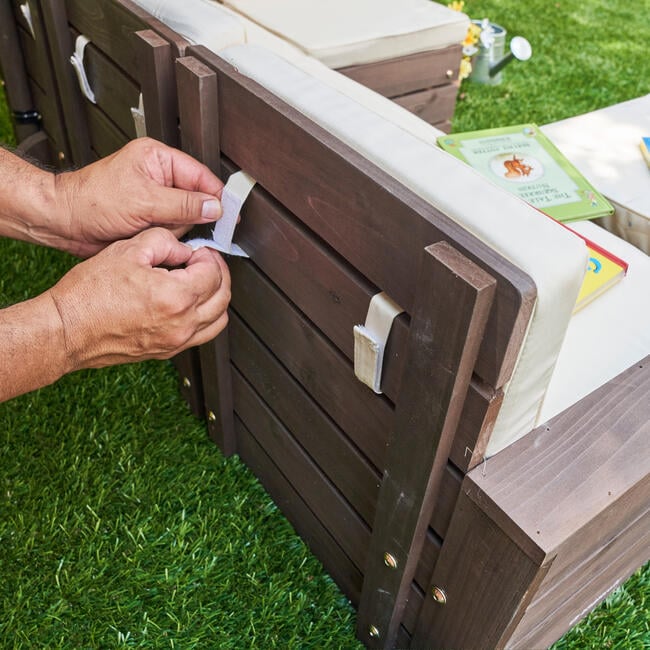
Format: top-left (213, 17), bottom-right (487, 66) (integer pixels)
top-left (356, 241), bottom-right (496, 648)
top-left (133, 29), bottom-right (178, 146)
top-left (175, 55), bottom-right (236, 455)
top-left (0, 0), bottom-right (41, 144)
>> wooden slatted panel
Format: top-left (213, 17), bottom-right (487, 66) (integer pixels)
top-left (224, 158), bottom-right (501, 471)
top-left (236, 417), bottom-right (364, 605)
top-left (189, 45), bottom-right (535, 391)
top-left (392, 83), bottom-right (459, 129)
top-left (85, 102), bottom-right (129, 157)
top-left (337, 45), bottom-right (462, 98)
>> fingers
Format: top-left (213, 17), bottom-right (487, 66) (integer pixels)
top-left (131, 228), bottom-right (194, 268)
top-left (149, 184), bottom-right (223, 227)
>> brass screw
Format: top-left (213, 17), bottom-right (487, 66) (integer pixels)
top-left (368, 625), bottom-right (380, 639)
top-left (383, 552), bottom-right (398, 569)
top-left (446, 69), bottom-right (454, 78)
top-left (431, 586), bottom-right (447, 605)
top-left (182, 377), bottom-right (191, 388)
top-left (58, 151), bottom-right (66, 161)
top-left (207, 411), bottom-right (217, 422)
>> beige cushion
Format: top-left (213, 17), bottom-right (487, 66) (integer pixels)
top-left (542, 95), bottom-right (650, 254)
top-left (221, 0), bottom-right (469, 67)
top-left (538, 220), bottom-right (650, 426)
top-left (217, 44), bottom-right (589, 455)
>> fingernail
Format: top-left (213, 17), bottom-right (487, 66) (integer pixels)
top-left (201, 199), bottom-right (222, 221)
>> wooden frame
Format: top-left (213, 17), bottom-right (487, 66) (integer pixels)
top-left (3, 2), bottom-right (648, 647)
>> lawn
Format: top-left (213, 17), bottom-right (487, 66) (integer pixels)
top-left (0, 0), bottom-right (648, 648)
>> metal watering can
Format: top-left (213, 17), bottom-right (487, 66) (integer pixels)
top-left (469, 20), bottom-right (532, 85)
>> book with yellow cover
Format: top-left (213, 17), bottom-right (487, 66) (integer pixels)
top-left (573, 234), bottom-right (628, 313)
top-left (437, 124), bottom-right (614, 222)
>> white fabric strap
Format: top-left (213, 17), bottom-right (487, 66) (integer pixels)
top-left (353, 292), bottom-right (404, 394)
top-left (20, 3), bottom-right (36, 39)
top-left (130, 93), bottom-right (147, 138)
top-left (186, 170), bottom-right (256, 257)
top-left (69, 35), bottom-right (96, 104)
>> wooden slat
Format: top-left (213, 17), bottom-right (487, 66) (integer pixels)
top-left (230, 312), bottom-right (381, 527)
top-left (230, 259), bottom-right (392, 471)
top-left (357, 242), bottom-right (496, 648)
top-left (233, 368), bottom-right (371, 573)
top-left (391, 82), bottom-right (459, 127)
top-left (175, 55), bottom-right (236, 455)
top-left (17, 24), bottom-right (48, 97)
top-left (336, 45), bottom-right (463, 98)
top-left (236, 417), bottom-right (364, 605)
top-left (190, 45), bottom-right (535, 390)
top-left (170, 348), bottom-right (204, 420)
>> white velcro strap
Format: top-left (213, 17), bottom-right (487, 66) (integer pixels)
top-left (130, 93), bottom-right (147, 138)
top-left (20, 3), bottom-right (36, 39)
top-left (354, 292), bottom-right (404, 394)
top-left (69, 35), bottom-right (96, 104)
top-left (186, 170), bottom-right (256, 257)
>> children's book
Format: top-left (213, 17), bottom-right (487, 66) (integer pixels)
top-left (437, 124), bottom-right (614, 222)
top-left (558, 224), bottom-right (629, 313)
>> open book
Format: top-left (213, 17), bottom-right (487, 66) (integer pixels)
top-left (438, 124), bottom-right (614, 222)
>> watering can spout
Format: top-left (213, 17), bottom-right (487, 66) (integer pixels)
top-left (489, 36), bottom-right (532, 77)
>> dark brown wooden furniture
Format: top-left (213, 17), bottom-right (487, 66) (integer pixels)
top-left (2, 2), bottom-right (648, 647)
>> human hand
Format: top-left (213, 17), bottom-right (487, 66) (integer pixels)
top-left (53, 138), bottom-right (224, 256)
top-left (48, 227), bottom-right (230, 371)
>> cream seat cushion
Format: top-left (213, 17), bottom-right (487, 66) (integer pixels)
top-left (221, 0), bottom-right (469, 67)
top-left (216, 44), bottom-right (589, 455)
top-left (542, 95), bottom-right (650, 254)
top-left (538, 220), bottom-right (650, 425)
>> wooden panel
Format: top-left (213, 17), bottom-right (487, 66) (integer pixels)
top-left (411, 487), bottom-right (549, 648)
top-left (233, 368), bottom-right (371, 573)
top-left (236, 417), bottom-right (364, 605)
top-left (336, 45), bottom-right (463, 98)
top-left (17, 24), bottom-right (48, 96)
top-left (511, 509), bottom-right (650, 649)
top-left (40, 0), bottom-right (92, 165)
top-left (357, 242), bottom-right (496, 648)
top-left (230, 312), bottom-right (381, 527)
top-left (70, 30), bottom-right (140, 139)
top-left (85, 101), bottom-right (129, 157)
top-left (225, 160), bottom-right (501, 470)
top-left (391, 82), bottom-right (459, 127)
top-left (414, 358), bottom-right (650, 648)
top-left (64, 0), bottom-right (148, 74)
top-left (190, 45), bottom-right (536, 390)
top-left (230, 259), bottom-right (392, 471)
top-left (170, 349), bottom-right (204, 420)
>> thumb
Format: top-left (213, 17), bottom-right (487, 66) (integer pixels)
top-left (153, 186), bottom-right (223, 225)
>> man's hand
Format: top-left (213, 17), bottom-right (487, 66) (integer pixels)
top-left (53, 138), bottom-right (224, 256)
top-left (49, 228), bottom-right (230, 371)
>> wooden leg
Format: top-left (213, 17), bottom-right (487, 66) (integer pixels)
top-left (356, 242), bottom-right (496, 648)
top-left (175, 55), bottom-right (236, 456)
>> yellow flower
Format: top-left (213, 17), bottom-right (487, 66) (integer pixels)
top-left (447, 0), bottom-right (465, 11)
top-left (459, 57), bottom-right (473, 80)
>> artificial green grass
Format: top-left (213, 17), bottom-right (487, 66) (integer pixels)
top-left (1, 0), bottom-right (649, 647)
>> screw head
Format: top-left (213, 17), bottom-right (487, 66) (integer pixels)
top-left (383, 552), bottom-right (398, 569)
top-left (182, 376), bottom-right (191, 388)
top-left (368, 625), bottom-right (380, 639)
top-left (207, 411), bottom-right (217, 422)
top-left (431, 585), bottom-right (447, 605)
top-left (446, 68), bottom-right (454, 78)
top-left (57, 151), bottom-right (66, 161)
